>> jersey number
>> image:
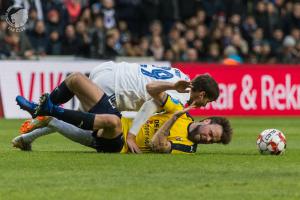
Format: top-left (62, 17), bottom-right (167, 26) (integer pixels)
top-left (140, 65), bottom-right (174, 80)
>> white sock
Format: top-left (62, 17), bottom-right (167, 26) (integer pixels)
top-left (48, 118), bottom-right (95, 147)
top-left (22, 127), bottom-right (55, 143)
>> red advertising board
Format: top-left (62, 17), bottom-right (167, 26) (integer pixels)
top-left (173, 63), bottom-right (300, 116)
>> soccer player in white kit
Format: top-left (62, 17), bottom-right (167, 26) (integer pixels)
top-left (15, 61), bottom-right (219, 153)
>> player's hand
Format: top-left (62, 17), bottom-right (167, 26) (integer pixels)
top-left (127, 132), bottom-right (142, 154)
top-left (173, 102), bottom-right (196, 119)
top-left (174, 80), bottom-right (193, 93)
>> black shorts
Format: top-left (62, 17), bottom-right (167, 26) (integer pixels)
top-left (92, 133), bottom-right (124, 153)
top-left (88, 93), bottom-right (121, 118)
top-left (88, 93), bottom-right (123, 152)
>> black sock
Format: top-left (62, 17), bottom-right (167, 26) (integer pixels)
top-left (51, 107), bottom-right (95, 130)
top-left (50, 81), bottom-right (74, 105)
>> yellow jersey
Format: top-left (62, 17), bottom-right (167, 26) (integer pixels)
top-left (120, 95), bottom-right (197, 154)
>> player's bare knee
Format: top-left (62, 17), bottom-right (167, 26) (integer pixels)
top-left (110, 115), bottom-right (122, 130)
top-left (66, 72), bottom-right (85, 89)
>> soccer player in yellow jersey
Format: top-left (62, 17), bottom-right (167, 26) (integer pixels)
top-left (120, 80), bottom-right (232, 154)
top-left (120, 95), bottom-right (196, 153)
top-left (14, 80), bottom-right (232, 154)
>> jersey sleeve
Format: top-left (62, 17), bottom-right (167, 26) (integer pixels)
top-left (162, 95), bottom-right (184, 114)
top-left (170, 143), bottom-right (197, 154)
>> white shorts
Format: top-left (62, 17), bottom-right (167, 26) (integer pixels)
top-left (78, 61), bottom-right (116, 112)
top-left (89, 61), bottom-right (116, 96)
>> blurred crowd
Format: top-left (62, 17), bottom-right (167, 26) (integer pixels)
top-left (1, 0), bottom-right (300, 64)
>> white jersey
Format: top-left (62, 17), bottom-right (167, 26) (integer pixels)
top-left (89, 61), bottom-right (190, 111)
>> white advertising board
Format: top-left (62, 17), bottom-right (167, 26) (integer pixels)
top-left (0, 60), bottom-right (170, 118)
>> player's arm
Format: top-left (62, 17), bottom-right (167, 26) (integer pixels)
top-left (127, 100), bottom-right (159, 153)
top-left (150, 105), bottom-right (195, 153)
top-left (146, 80), bottom-right (192, 105)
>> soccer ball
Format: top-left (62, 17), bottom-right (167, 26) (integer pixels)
top-left (256, 129), bottom-right (286, 155)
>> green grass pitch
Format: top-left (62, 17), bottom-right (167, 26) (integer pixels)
top-left (0, 118), bottom-right (299, 200)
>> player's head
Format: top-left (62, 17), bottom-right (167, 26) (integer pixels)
top-left (188, 74), bottom-right (219, 107)
top-left (188, 117), bottom-right (232, 144)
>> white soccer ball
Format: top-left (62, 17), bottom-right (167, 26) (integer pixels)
top-left (256, 129), bottom-right (286, 155)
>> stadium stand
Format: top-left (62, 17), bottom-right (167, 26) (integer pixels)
top-left (0, 0), bottom-right (300, 63)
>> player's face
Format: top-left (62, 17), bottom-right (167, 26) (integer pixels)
top-left (189, 91), bottom-right (211, 107)
top-left (188, 120), bottom-right (223, 144)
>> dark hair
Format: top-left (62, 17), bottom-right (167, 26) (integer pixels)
top-left (203, 116), bottom-right (233, 145)
top-left (192, 74), bottom-right (219, 101)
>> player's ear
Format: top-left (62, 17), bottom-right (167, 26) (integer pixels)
top-left (202, 119), bottom-right (211, 124)
top-left (199, 91), bottom-right (206, 99)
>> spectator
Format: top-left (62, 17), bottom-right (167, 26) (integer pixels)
top-left (223, 45), bottom-right (243, 65)
top-left (195, 24), bottom-right (209, 53)
top-left (265, 2), bottom-right (282, 38)
top-left (26, 8), bottom-right (39, 32)
top-left (195, 9), bottom-right (207, 25)
top-left (75, 20), bottom-right (91, 57)
top-left (193, 39), bottom-right (206, 61)
top-left (185, 29), bottom-right (196, 48)
top-left (79, 7), bottom-right (93, 28)
top-left (241, 15), bottom-right (257, 45)
top-left (185, 48), bottom-right (198, 62)
top-left (135, 37), bottom-right (152, 57)
top-left (104, 33), bottom-right (119, 59)
top-left (1, 0), bottom-right (300, 63)
top-left (163, 48), bottom-right (175, 61)
top-left (206, 43), bottom-right (221, 63)
top-left (229, 14), bottom-right (242, 32)
top-left (149, 20), bottom-right (164, 40)
top-left (28, 20), bottom-right (48, 55)
top-left (65, 0), bottom-right (82, 23)
top-left (252, 28), bottom-right (264, 48)
top-left (210, 28), bottom-right (223, 47)
top-left (254, 1), bottom-right (269, 35)
top-left (118, 21), bottom-right (131, 44)
top-left (46, 8), bottom-right (64, 36)
top-left (90, 16), bottom-right (106, 58)
top-left (46, 31), bottom-right (61, 55)
top-left (255, 41), bottom-right (275, 63)
top-left (270, 28), bottom-right (284, 58)
top-left (231, 32), bottom-right (249, 59)
top-left (61, 24), bottom-right (80, 55)
top-left (107, 28), bottom-right (123, 55)
top-left (290, 27), bottom-right (300, 43)
top-left (281, 35), bottom-right (298, 63)
top-left (2, 31), bottom-right (33, 59)
top-left (166, 26), bottom-right (181, 49)
top-left (149, 36), bottom-right (164, 60)
top-left (0, 20), bottom-right (8, 40)
top-left (102, 0), bottom-right (117, 29)
top-left (283, 2), bottom-right (300, 34)
top-left (42, 0), bottom-right (68, 25)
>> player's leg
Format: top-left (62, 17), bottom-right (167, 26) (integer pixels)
top-left (13, 118), bottom-right (104, 151)
top-left (40, 72), bottom-right (110, 129)
top-left (64, 72), bottom-right (104, 111)
top-left (12, 127), bottom-right (54, 151)
top-left (49, 71), bottom-right (105, 110)
top-left (48, 117), bottom-right (123, 153)
top-left (48, 118), bottom-right (95, 147)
